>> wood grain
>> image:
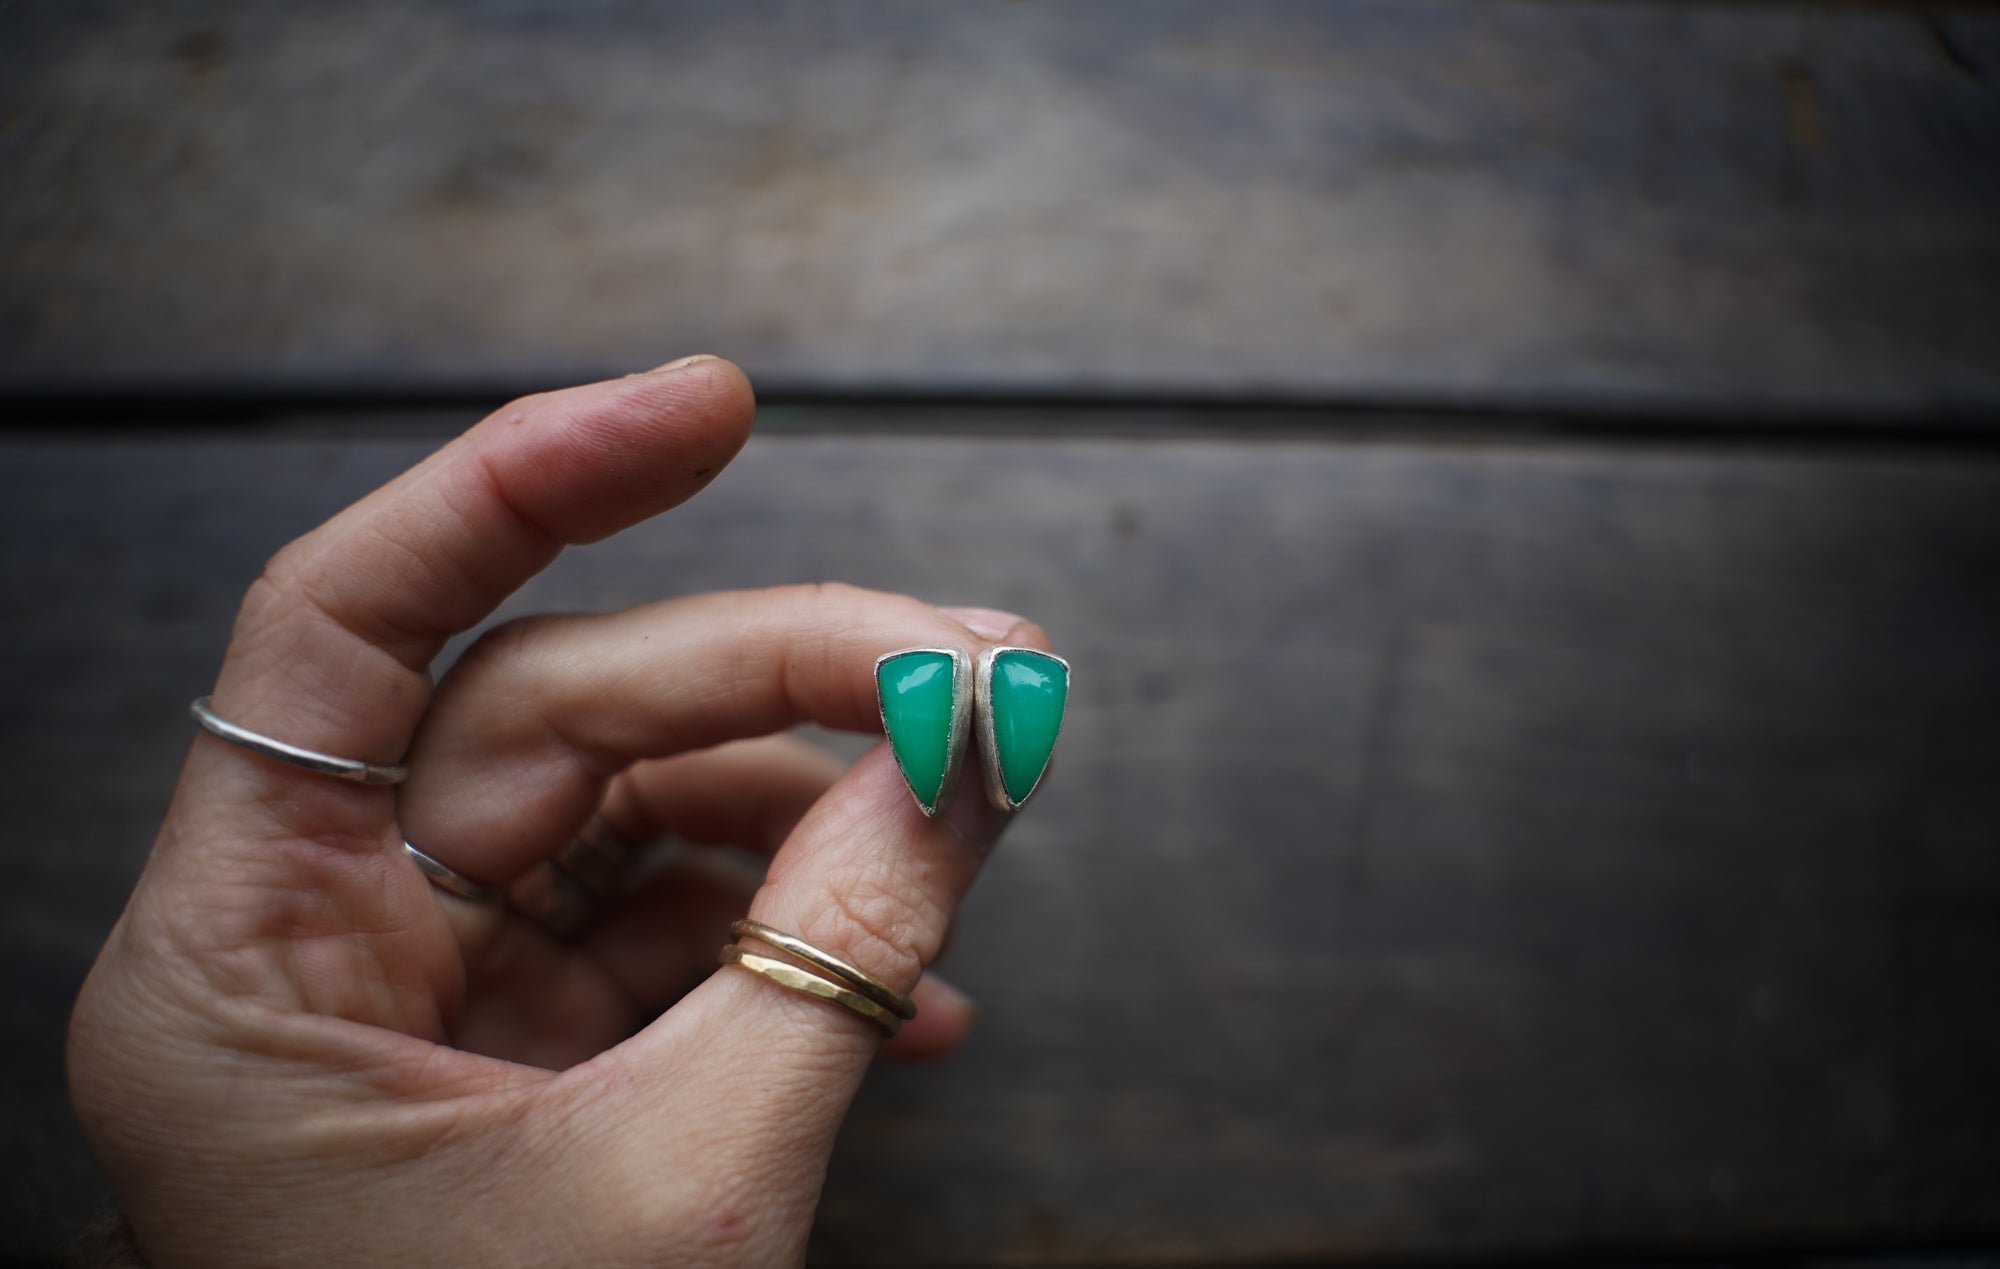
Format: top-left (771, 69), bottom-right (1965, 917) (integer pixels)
top-left (3, 423), bottom-right (1997, 1263)
top-left (2, 2), bottom-right (1997, 420)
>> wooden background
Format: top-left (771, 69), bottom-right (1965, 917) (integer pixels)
top-left (5, 0), bottom-right (1998, 418)
top-left (3, 3), bottom-right (1999, 1266)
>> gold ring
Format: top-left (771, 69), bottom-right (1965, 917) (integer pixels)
top-left (719, 945), bottom-right (902, 1036)
top-left (730, 918), bottom-right (918, 1020)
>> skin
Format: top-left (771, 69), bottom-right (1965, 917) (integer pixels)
top-left (66, 356), bottom-right (1056, 1267)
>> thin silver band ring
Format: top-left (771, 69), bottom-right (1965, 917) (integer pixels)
top-left (404, 841), bottom-right (501, 904)
top-left (189, 696), bottom-right (409, 786)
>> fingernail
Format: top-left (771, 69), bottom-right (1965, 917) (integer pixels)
top-left (921, 974), bottom-right (978, 1019)
top-left (942, 755), bottom-right (1020, 845)
top-left (938, 605), bottom-right (1025, 641)
top-left (640, 353), bottom-right (720, 375)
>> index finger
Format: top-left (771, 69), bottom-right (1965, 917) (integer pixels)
top-left (193, 356), bottom-right (755, 840)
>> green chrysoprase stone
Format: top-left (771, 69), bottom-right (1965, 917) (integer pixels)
top-left (878, 651), bottom-right (958, 812)
top-left (989, 650), bottom-right (1068, 805)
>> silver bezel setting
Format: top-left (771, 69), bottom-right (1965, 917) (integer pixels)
top-left (974, 646), bottom-right (1071, 812)
top-left (873, 646), bottom-right (973, 817)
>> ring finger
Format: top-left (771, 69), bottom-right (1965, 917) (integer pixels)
top-left (444, 735), bottom-right (841, 1067)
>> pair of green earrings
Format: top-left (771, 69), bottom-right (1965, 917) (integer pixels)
top-left (874, 645), bottom-right (1071, 815)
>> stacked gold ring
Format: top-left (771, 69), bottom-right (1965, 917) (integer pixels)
top-left (720, 918), bottom-right (916, 1037)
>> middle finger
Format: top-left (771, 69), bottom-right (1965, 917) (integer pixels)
top-left (397, 583), bottom-right (1001, 897)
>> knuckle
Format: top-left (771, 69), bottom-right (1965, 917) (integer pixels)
top-left (450, 613), bottom-right (552, 678)
top-left (773, 866), bottom-right (936, 992)
top-left (257, 535), bottom-right (312, 591)
top-left (223, 550), bottom-right (325, 672)
top-left (490, 390), bottom-right (549, 422)
top-left (770, 579), bottom-right (864, 615)
top-left (237, 539), bottom-right (313, 626)
top-left (240, 527), bottom-right (437, 660)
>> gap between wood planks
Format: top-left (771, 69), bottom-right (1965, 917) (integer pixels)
top-left (5, 387), bottom-right (2000, 461)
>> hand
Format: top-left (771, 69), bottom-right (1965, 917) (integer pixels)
top-left (67, 357), bottom-right (1055, 1267)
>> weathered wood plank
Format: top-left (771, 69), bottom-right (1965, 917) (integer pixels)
top-left (2, 2), bottom-right (1997, 420)
top-left (3, 423), bottom-right (1998, 1263)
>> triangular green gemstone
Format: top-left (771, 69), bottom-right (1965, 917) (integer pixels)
top-left (877, 650), bottom-right (959, 813)
top-left (989, 650), bottom-right (1068, 806)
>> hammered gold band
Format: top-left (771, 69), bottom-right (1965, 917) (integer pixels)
top-left (720, 945), bottom-right (903, 1036)
top-left (729, 918), bottom-right (918, 1020)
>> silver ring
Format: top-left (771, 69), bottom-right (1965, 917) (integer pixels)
top-left (189, 696), bottom-right (409, 786)
top-left (403, 841), bottom-right (501, 904)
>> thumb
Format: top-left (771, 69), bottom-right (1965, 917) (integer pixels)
top-left (571, 708), bottom-right (1037, 1259)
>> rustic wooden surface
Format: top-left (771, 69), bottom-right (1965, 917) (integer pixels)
top-left (4, 424), bottom-right (1998, 1265)
top-left (6, 0), bottom-right (2000, 1263)
top-left (3, 1), bottom-right (1998, 420)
